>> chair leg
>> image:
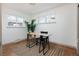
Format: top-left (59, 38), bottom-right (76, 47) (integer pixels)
top-left (47, 38), bottom-right (50, 49)
top-left (39, 42), bottom-right (41, 53)
top-left (42, 43), bottom-right (45, 55)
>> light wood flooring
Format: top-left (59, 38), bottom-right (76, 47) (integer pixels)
top-left (2, 40), bottom-right (77, 56)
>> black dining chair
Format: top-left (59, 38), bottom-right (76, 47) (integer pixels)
top-left (39, 31), bottom-right (50, 55)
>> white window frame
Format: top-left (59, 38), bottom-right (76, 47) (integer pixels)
top-left (7, 15), bottom-right (26, 28)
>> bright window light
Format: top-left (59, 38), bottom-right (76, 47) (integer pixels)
top-left (8, 16), bottom-right (16, 22)
top-left (7, 15), bottom-right (26, 27)
top-left (38, 16), bottom-right (46, 23)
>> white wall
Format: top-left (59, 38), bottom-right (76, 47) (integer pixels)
top-left (78, 6), bottom-right (79, 39)
top-left (32, 4), bottom-right (78, 48)
top-left (0, 4), bottom-right (2, 44)
top-left (2, 5), bottom-right (29, 45)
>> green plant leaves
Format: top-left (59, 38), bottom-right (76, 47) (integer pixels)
top-left (24, 19), bottom-right (36, 32)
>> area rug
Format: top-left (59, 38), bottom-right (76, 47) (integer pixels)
top-left (13, 45), bottom-right (64, 56)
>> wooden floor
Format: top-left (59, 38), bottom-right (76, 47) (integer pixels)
top-left (0, 46), bottom-right (2, 56)
top-left (2, 40), bottom-right (77, 56)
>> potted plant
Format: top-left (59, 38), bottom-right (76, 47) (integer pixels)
top-left (30, 19), bottom-right (36, 32)
top-left (24, 21), bottom-right (31, 33)
top-left (24, 19), bottom-right (36, 33)
top-left (24, 19), bottom-right (36, 48)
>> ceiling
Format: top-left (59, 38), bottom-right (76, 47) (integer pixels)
top-left (2, 3), bottom-right (64, 15)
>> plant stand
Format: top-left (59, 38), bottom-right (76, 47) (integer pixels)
top-left (26, 32), bottom-right (36, 48)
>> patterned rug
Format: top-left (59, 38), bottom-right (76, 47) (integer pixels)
top-left (13, 45), bottom-right (64, 56)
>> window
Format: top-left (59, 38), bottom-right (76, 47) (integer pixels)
top-left (7, 15), bottom-right (26, 27)
top-left (16, 16), bottom-right (25, 27)
top-left (8, 16), bottom-right (16, 27)
top-left (46, 15), bottom-right (56, 23)
top-left (8, 16), bottom-right (16, 22)
top-left (37, 15), bottom-right (56, 24)
top-left (38, 16), bottom-right (46, 24)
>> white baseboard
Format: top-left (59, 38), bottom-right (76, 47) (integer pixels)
top-left (49, 41), bottom-right (77, 49)
top-left (2, 38), bottom-right (26, 45)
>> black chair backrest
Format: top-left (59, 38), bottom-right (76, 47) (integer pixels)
top-left (40, 31), bottom-right (48, 34)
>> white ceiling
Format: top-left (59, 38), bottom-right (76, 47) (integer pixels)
top-left (2, 3), bottom-right (64, 15)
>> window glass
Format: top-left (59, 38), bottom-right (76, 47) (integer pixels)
top-left (46, 15), bottom-right (55, 23)
top-left (7, 15), bottom-right (26, 27)
top-left (8, 16), bottom-right (16, 22)
top-left (17, 17), bottom-right (24, 23)
top-left (38, 16), bottom-right (46, 23)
